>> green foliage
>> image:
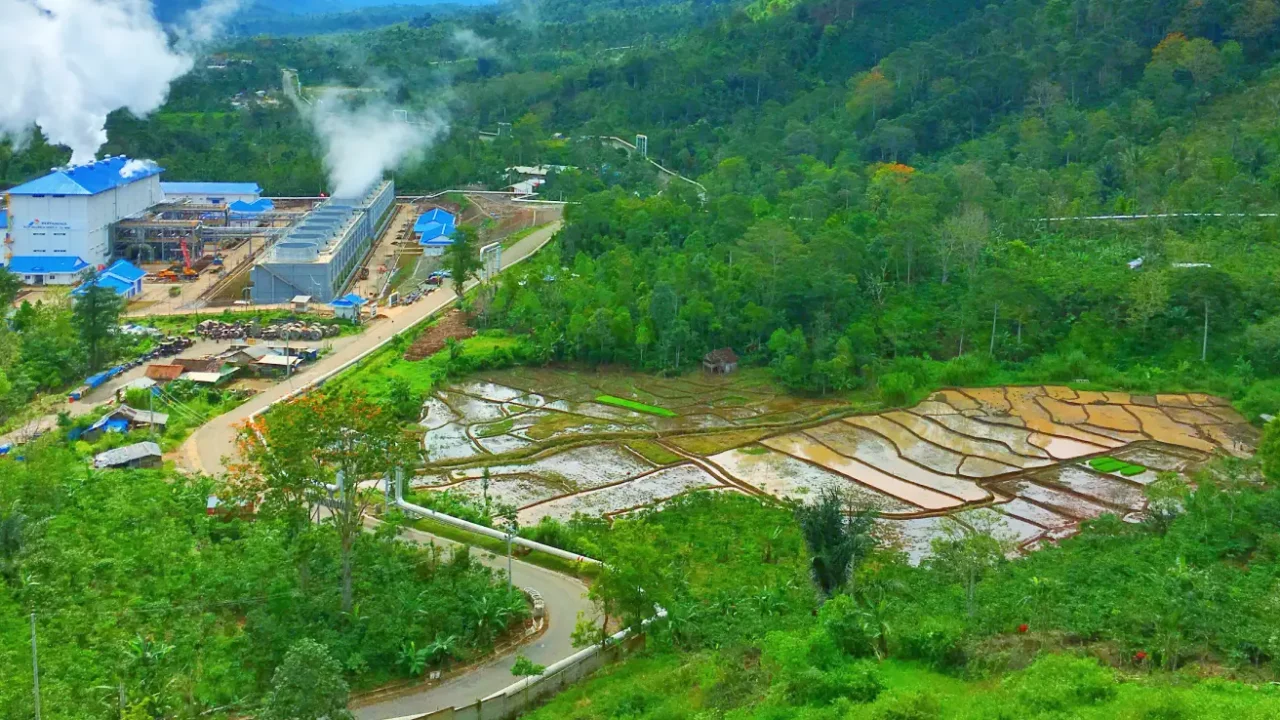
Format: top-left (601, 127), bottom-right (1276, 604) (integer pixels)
top-left (594, 395), bottom-right (677, 417)
top-left (261, 639), bottom-right (353, 720)
top-left (1003, 654), bottom-right (1118, 713)
top-left (796, 490), bottom-right (878, 597)
top-left (511, 654), bottom-right (547, 677)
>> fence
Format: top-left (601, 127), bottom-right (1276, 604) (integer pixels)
top-left (406, 627), bottom-right (650, 720)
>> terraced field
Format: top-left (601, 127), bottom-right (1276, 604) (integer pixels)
top-left (416, 372), bottom-right (1258, 561)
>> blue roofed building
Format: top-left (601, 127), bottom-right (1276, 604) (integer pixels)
top-left (415, 208), bottom-right (457, 257)
top-left (162, 182), bottom-right (262, 206)
top-left (3, 156), bottom-right (165, 278)
top-left (330, 292), bottom-right (367, 321)
top-left (72, 259), bottom-right (147, 300)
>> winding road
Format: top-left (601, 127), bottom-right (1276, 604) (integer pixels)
top-left (176, 221), bottom-right (592, 718)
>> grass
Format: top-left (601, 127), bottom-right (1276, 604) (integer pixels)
top-left (476, 418), bottom-right (515, 438)
top-left (500, 223), bottom-right (554, 250)
top-left (668, 429), bottom-right (772, 456)
top-left (596, 395), bottom-right (677, 417)
top-left (626, 440), bottom-right (684, 465)
top-left (404, 515), bottom-right (601, 581)
top-left (1089, 457), bottom-right (1148, 476)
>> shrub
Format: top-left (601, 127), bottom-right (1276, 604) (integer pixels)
top-left (873, 690), bottom-right (944, 720)
top-left (896, 615), bottom-right (967, 669)
top-left (1238, 379), bottom-right (1280, 422)
top-left (819, 594), bottom-right (876, 658)
top-left (1004, 654), bottom-right (1117, 712)
top-left (878, 372), bottom-right (917, 406)
top-left (938, 353), bottom-right (994, 386)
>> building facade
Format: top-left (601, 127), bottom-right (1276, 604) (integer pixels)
top-left (4, 157), bottom-right (164, 279)
top-left (250, 180), bottom-right (395, 303)
top-left (161, 182), bottom-right (262, 206)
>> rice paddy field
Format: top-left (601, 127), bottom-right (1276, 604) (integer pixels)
top-left (414, 369), bottom-right (1260, 562)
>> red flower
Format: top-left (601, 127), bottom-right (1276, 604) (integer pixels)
top-left (1135, 650), bottom-right (1148, 662)
top-left (1017, 624), bottom-right (1029, 634)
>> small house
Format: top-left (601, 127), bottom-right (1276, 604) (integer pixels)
top-left (415, 208), bottom-right (457, 257)
top-left (291, 295), bottom-right (312, 312)
top-left (73, 259), bottom-right (147, 300)
top-left (250, 354), bottom-right (302, 377)
top-left (94, 441), bottom-right (163, 469)
top-left (173, 356), bottom-right (225, 374)
top-left (146, 364), bottom-right (185, 382)
top-left (183, 367), bottom-right (239, 386)
top-left (82, 405), bottom-right (169, 442)
top-left (702, 348), bottom-right (739, 375)
top-left (266, 343), bottom-right (319, 362)
top-left (330, 293), bottom-right (367, 322)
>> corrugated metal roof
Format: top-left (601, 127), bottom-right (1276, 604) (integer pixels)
top-left (145, 364), bottom-right (185, 381)
top-left (104, 259), bottom-right (147, 283)
top-left (0, 209), bottom-right (7, 229)
top-left (162, 182), bottom-right (261, 196)
top-left (72, 274), bottom-right (134, 297)
top-left (5, 256), bottom-right (90, 274)
top-left (414, 209), bottom-right (456, 234)
top-left (330, 292), bottom-right (367, 308)
top-left (94, 441), bottom-right (162, 469)
top-left (8, 157), bottom-right (163, 196)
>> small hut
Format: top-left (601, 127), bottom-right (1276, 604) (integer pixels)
top-left (702, 348), bottom-right (739, 375)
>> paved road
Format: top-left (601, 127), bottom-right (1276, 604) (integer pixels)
top-left (353, 524), bottom-right (593, 720)
top-left (178, 221), bottom-right (561, 474)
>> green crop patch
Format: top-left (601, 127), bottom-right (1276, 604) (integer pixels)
top-left (595, 395), bottom-right (678, 417)
top-left (1119, 464), bottom-right (1148, 476)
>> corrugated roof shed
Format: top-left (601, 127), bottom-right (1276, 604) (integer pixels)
top-left (94, 441), bottom-right (163, 469)
top-left (146, 364), bottom-right (185, 381)
top-left (8, 157), bottom-right (163, 196)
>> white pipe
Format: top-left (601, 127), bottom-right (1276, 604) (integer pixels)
top-left (392, 495), bottom-right (601, 566)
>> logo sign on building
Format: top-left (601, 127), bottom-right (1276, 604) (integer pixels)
top-left (24, 218), bottom-right (74, 230)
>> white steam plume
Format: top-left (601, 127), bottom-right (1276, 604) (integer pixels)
top-left (0, 0), bottom-right (242, 164)
top-left (119, 158), bottom-right (159, 177)
top-left (303, 92), bottom-right (448, 199)
top-left (450, 29), bottom-right (498, 57)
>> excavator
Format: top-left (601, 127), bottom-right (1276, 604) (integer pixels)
top-left (156, 239), bottom-right (200, 282)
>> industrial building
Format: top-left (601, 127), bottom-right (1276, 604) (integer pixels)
top-left (72, 259), bottom-right (148, 299)
top-left (3, 156), bottom-right (165, 279)
top-left (249, 180), bottom-right (395, 304)
top-left (416, 208), bottom-right (457, 257)
top-left (161, 182), bottom-right (262, 206)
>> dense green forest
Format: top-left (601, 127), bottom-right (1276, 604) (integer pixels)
top-left (513, 445), bottom-right (1280, 719)
top-left (7, 0), bottom-right (1280, 716)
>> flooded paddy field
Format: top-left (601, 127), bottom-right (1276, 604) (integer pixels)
top-left (415, 372), bottom-right (1258, 562)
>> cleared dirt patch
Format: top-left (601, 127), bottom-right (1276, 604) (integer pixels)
top-left (404, 310), bottom-right (476, 361)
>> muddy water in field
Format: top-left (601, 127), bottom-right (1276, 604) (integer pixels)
top-left (998, 498), bottom-right (1077, 529)
top-left (878, 516), bottom-right (960, 565)
top-left (1156, 394), bottom-right (1194, 408)
top-left (808, 423), bottom-right (988, 502)
top-left (1037, 396), bottom-right (1089, 425)
top-left (889, 411), bottom-right (1042, 469)
top-left (845, 415), bottom-right (965, 475)
top-left (1044, 386), bottom-right (1080, 402)
top-left (518, 464), bottom-right (721, 524)
top-left (426, 423), bottom-right (481, 461)
top-left (1028, 432), bottom-right (1109, 459)
top-left (421, 397), bottom-right (462, 431)
top-left (1114, 447), bottom-right (1195, 472)
top-left (959, 456), bottom-right (1020, 478)
top-left (912, 400), bottom-right (963, 416)
top-left (438, 391), bottom-right (508, 423)
top-left (455, 381), bottom-right (527, 403)
top-left (710, 447), bottom-right (917, 513)
top-left (1002, 481), bottom-right (1113, 520)
top-left (960, 387), bottom-right (1012, 413)
top-left (1070, 390), bottom-right (1109, 405)
top-left (1126, 405), bottom-right (1215, 452)
top-left (1006, 387), bottom-right (1121, 449)
top-left (1083, 405), bottom-right (1142, 432)
top-left (1039, 466), bottom-right (1147, 510)
top-left (763, 434), bottom-right (962, 510)
top-left (442, 475), bottom-right (562, 510)
top-left (955, 507), bottom-right (1047, 547)
top-left (1164, 407), bottom-right (1223, 426)
top-left (930, 414), bottom-right (1050, 458)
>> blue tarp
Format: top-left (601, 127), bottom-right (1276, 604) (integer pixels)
top-left (330, 292), bottom-right (368, 308)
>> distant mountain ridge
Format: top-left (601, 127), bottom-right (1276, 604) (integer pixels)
top-left (153, 0), bottom-right (496, 36)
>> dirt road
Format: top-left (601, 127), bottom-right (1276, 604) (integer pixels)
top-left (178, 221), bottom-right (560, 474)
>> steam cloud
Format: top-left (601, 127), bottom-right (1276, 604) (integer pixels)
top-left (302, 92), bottom-right (448, 199)
top-left (0, 0), bottom-right (241, 164)
top-left (451, 29), bottom-right (498, 57)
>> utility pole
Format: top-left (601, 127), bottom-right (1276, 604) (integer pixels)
top-left (989, 302), bottom-right (1000, 356)
top-left (1202, 299), bottom-right (1210, 363)
top-left (31, 613), bottom-right (41, 720)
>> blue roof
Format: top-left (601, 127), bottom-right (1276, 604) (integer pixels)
top-left (162, 182), bottom-right (261, 196)
top-left (330, 293), bottom-right (368, 308)
top-left (414, 209), bottom-right (457, 235)
top-left (74, 274), bottom-right (134, 297)
top-left (8, 157), bottom-right (163, 196)
top-left (104, 259), bottom-right (146, 283)
top-left (229, 198), bottom-right (275, 214)
top-left (0, 209), bottom-right (7, 229)
top-left (5, 256), bottom-right (90, 274)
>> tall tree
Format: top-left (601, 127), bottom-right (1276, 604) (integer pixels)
top-left (445, 224), bottom-right (484, 309)
top-left (795, 490), bottom-right (878, 599)
top-left (260, 639), bottom-right (354, 720)
top-left (72, 283), bottom-right (123, 372)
